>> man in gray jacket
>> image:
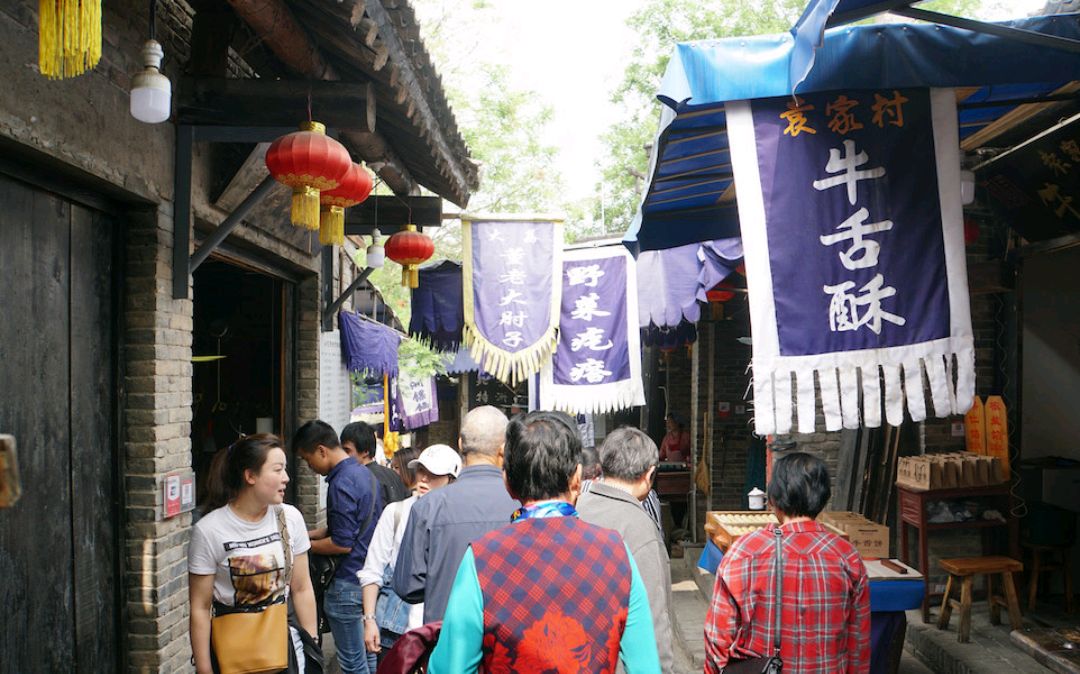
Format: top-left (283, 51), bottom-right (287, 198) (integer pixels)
top-left (578, 427), bottom-right (675, 674)
top-left (392, 405), bottom-right (518, 623)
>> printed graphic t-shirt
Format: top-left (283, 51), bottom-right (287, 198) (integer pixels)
top-left (189, 503), bottom-right (311, 607)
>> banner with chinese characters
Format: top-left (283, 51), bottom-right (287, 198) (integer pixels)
top-left (540, 245), bottom-right (645, 414)
top-left (727, 88), bottom-right (974, 435)
top-left (394, 371), bottom-right (439, 430)
top-left (978, 112), bottom-right (1080, 242)
top-left (462, 218), bottom-right (563, 384)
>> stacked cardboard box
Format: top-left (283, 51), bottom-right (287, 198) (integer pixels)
top-left (819, 511), bottom-right (890, 558)
top-left (896, 451), bottom-right (1007, 491)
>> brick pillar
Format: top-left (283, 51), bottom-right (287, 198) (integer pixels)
top-left (295, 275), bottom-right (323, 527)
top-left (123, 204), bottom-right (195, 673)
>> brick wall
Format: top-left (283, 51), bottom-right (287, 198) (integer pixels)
top-left (123, 205), bottom-right (196, 673)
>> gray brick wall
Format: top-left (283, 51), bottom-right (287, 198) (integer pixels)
top-left (123, 205), bottom-right (196, 673)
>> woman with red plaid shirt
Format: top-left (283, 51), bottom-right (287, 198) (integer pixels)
top-left (704, 452), bottom-right (870, 673)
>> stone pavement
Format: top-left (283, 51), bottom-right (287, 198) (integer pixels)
top-left (668, 545), bottom-right (1052, 674)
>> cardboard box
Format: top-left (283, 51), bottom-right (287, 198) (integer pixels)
top-left (896, 451), bottom-right (1008, 490)
top-left (820, 511), bottom-right (890, 558)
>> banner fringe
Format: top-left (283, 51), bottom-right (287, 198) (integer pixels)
top-left (754, 346), bottom-right (975, 435)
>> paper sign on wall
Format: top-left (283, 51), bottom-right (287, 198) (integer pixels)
top-left (984, 395), bottom-right (1010, 479)
top-left (964, 395), bottom-right (985, 453)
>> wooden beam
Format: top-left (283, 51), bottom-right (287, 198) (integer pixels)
top-left (343, 194), bottom-right (440, 234)
top-left (178, 76), bottom-right (376, 129)
top-left (214, 142), bottom-right (273, 212)
top-left (344, 195), bottom-right (442, 235)
top-left (961, 81), bottom-right (1080, 151)
top-left (187, 1), bottom-right (238, 77)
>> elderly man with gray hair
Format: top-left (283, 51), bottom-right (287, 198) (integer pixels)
top-left (392, 405), bottom-right (519, 624)
top-left (578, 427), bottom-right (675, 674)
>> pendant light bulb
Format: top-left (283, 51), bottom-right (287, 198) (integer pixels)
top-left (130, 39), bottom-right (171, 124)
top-left (367, 228), bottom-right (385, 268)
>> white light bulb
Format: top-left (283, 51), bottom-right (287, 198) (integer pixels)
top-left (367, 229), bottom-right (385, 268)
top-left (960, 169), bottom-right (976, 206)
top-left (130, 40), bottom-right (171, 124)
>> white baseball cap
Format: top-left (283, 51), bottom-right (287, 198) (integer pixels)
top-left (408, 444), bottom-right (462, 478)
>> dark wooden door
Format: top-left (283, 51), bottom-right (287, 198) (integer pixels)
top-left (0, 173), bottom-right (120, 672)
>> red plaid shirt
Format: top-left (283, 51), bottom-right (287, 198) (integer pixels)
top-left (704, 520), bottom-right (870, 674)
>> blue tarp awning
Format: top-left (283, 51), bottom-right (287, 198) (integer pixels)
top-left (625, 13), bottom-right (1080, 253)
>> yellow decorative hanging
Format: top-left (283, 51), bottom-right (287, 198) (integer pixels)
top-left (39, 0), bottom-right (102, 80)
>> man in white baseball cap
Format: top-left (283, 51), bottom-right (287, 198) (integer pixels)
top-left (358, 443), bottom-right (462, 658)
top-left (408, 444), bottom-right (462, 495)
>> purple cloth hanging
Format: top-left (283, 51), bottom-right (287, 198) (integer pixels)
top-left (409, 260), bottom-right (464, 352)
top-left (339, 310), bottom-right (401, 377)
top-left (642, 320), bottom-right (698, 349)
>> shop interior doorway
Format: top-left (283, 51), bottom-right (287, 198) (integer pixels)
top-left (191, 259), bottom-right (292, 510)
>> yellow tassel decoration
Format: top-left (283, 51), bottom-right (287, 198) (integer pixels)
top-left (319, 206), bottom-right (345, 246)
top-left (39, 0), bottom-right (102, 79)
top-left (291, 186), bottom-right (321, 230)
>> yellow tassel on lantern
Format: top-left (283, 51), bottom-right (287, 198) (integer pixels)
top-left (319, 206), bottom-right (345, 246)
top-left (291, 185), bottom-right (321, 230)
top-left (400, 264), bottom-right (421, 288)
top-left (39, 0), bottom-right (102, 79)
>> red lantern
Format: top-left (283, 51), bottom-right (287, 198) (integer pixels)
top-left (319, 163), bottom-right (373, 246)
top-left (964, 216), bottom-right (980, 246)
top-left (706, 280), bottom-right (736, 303)
top-left (384, 224), bottom-right (434, 288)
top-left (265, 121), bottom-right (352, 231)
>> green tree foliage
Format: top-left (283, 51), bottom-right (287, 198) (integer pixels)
top-left (595, 0), bottom-right (806, 233)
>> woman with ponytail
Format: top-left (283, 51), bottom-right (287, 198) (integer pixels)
top-left (188, 434), bottom-right (319, 673)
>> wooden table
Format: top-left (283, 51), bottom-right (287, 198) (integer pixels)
top-left (897, 483), bottom-right (1019, 622)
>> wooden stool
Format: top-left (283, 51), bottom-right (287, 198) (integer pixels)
top-left (937, 556), bottom-right (1023, 643)
top-left (1024, 542), bottom-right (1075, 613)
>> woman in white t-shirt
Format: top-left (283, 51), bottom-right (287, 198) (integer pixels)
top-left (359, 444), bottom-right (462, 658)
top-left (188, 434), bottom-right (318, 674)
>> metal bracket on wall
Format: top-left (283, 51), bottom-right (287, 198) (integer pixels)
top-left (172, 124), bottom-right (316, 300)
top-left (322, 266), bottom-right (374, 332)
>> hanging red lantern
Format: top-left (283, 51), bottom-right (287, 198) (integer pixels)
top-left (384, 224), bottom-right (434, 288)
top-left (319, 163), bottom-right (373, 246)
top-left (265, 121), bottom-right (352, 231)
top-left (706, 280), bottom-right (737, 303)
top-left (964, 216), bottom-right (980, 246)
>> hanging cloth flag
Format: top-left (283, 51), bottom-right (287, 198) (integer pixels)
top-left (338, 311), bottom-right (402, 378)
top-left (394, 370), bottom-right (439, 430)
top-left (409, 260), bottom-right (464, 353)
top-left (462, 218), bottom-right (563, 384)
top-left (540, 245), bottom-right (645, 414)
top-left (727, 88), bottom-right (974, 435)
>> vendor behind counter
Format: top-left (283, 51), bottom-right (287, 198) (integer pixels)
top-left (659, 413), bottom-right (690, 463)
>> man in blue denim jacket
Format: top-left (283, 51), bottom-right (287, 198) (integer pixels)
top-left (295, 420), bottom-right (381, 674)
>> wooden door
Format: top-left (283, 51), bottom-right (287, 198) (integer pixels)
top-left (0, 173), bottom-right (120, 672)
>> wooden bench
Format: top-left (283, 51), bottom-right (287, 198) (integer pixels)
top-left (937, 556), bottom-right (1023, 643)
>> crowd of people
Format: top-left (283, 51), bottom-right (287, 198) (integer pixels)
top-left (187, 406), bottom-right (871, 674)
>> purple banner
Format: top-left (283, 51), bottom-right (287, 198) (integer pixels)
top-left (553, 255), bottom-right (631, 385)
top-left (463, 219), bottom-right (562, 384)
top-left (540, 246), bottom-right (644, 414)
top-left (752, 88), bottom-right (949, 356)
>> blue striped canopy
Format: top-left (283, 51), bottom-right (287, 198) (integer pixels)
top-left (624, 13), bottom-right (1080, 253)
